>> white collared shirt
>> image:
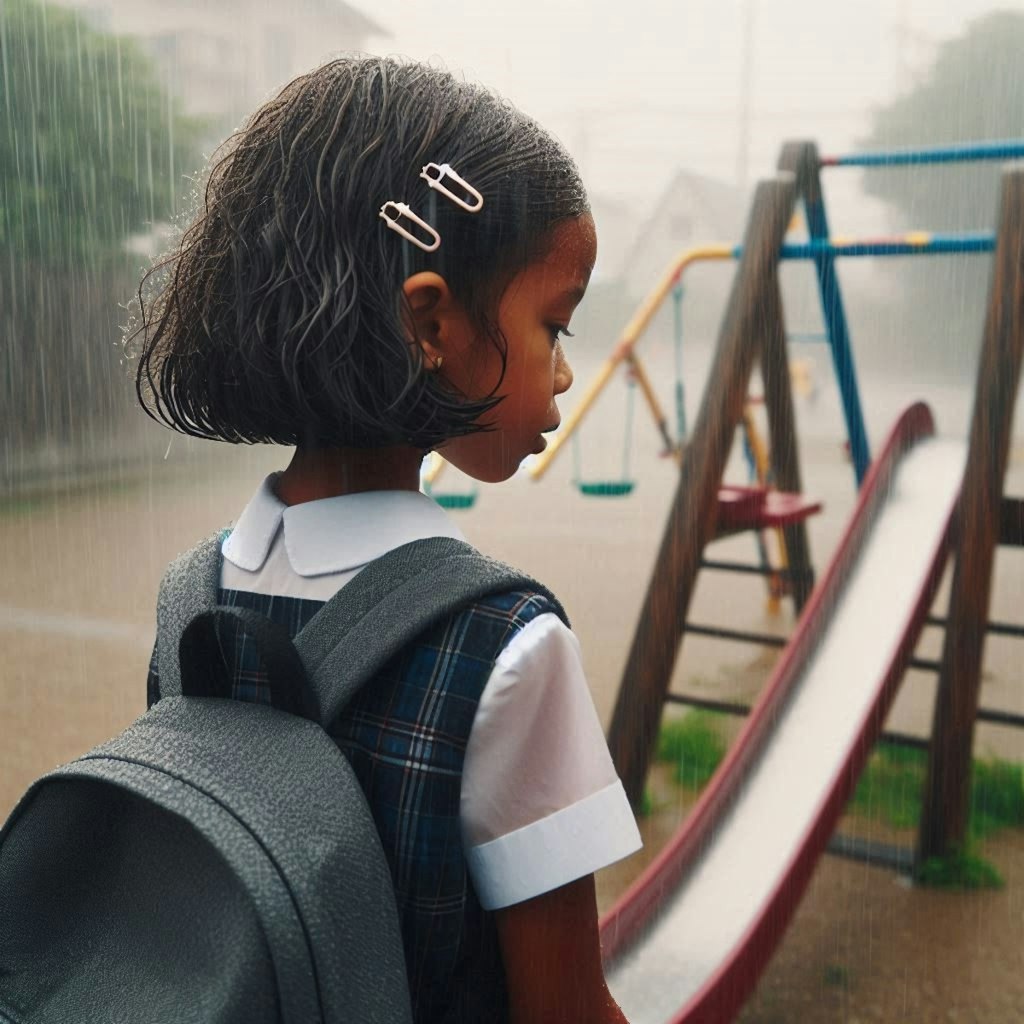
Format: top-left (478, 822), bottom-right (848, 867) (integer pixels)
top-left (221, 474), bottom-right (642, 910)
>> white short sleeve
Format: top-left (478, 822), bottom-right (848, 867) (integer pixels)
top-left (461, 613), bottom-right (642, 910)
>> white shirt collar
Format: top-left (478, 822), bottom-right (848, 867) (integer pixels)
top-left (222, 472), bottom-right (466, 576)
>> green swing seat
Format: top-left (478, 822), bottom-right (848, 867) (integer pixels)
top-left (573, 371), bottom-right (638, 499)
top-left (430, 492), bottom-right (478, 510)
top-left (577, 480), bottom-right (635, 498)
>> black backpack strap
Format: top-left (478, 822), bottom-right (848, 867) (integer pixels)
top-left (179, 607), bottom-right (318, 720)
top-left (156, 531), bottom-right (566, 726)
top-left (292, 537), bottom-right (567, 726)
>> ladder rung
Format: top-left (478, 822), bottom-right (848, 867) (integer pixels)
top-left (981, 621), bottom-right (1024, 639)
top-left (664, 694), bottom-right (751, 717)
top-left (827, 834), bottom-right (915, 873)
top-left (663, 693), bottom-right (931, 751)
top-left (700, 559), bottom-right (813, 581)
top-left (666, 689), bottom-right (1021, 736)
top-left (926, 615), bottom-right (1024, 638)
top-left (908, 657), bottom-right (941, 673)
top-left (1000, 496), bottom-right (1024, 547)
top-left (977, 707), bottom-right (1024, 729)
top-left (683, 623), bottom-right (787, 647)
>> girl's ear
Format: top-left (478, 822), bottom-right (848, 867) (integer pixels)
top-left (402, 272), bottom-right (472, 366)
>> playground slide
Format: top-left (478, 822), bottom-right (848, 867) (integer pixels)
top-left (600, 403), bottom-right (968, 1024)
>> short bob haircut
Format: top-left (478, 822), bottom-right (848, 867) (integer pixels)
top-left (129, 56), bottom-right (589, 450)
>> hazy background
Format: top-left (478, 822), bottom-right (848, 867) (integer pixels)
top-left (3, 6), bottom-right (1024, 1017)
top-left (4, 0), bottom-right (1023, 778)
top-left (6, 0), bottom-right (1024, 483)
top-left (3, 0), bottom-right (1023, 753)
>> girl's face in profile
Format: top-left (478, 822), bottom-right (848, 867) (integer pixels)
top-left (439, 213), bottom-right (597, 483)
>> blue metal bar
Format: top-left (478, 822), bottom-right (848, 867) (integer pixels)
top-left (780, 234), bottom-right (996, 259)
top-left (719, 229), bottom-right (995, 486)
top-left (823, 140), bottom-right (1024, 168)
top-left (730, 233), bottom-right (997, 261)
top-left (802, 182), bottom-right (871, 485)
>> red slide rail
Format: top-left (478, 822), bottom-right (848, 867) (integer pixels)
top-left (599, 403), bottom-right (958, 1023)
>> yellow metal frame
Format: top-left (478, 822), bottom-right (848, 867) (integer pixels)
top-left (423, 240), bottom-right (799, 612)
top-left (424, 244), bottom-right (735, 490)
top-left (431, 229), bottom-right (953, 489)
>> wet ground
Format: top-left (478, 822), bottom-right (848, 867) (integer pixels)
top-left (2, 390), bottom-right (1022, 1020)
top-left (596, 765), bottom-right (1024, 1023)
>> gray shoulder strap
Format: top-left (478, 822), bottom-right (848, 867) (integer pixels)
top-left (155, 531), bottom-right (223, 699)
top-left (156, 531), bottom-right (566, 726)
top-left (296, 536), bottom-right (566, 725)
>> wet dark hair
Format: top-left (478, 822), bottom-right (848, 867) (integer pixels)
top-left (129, 56), bottom-right (589, 449)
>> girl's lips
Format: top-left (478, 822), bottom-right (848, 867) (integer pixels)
top-left (532, 435), bottom-right (548, 454)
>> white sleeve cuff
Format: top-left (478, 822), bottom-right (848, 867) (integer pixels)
top-left (465, 780), bottom-right (643, 911)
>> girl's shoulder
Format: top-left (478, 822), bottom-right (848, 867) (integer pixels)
top-left (468, 587), bottom-right (564, 625)
top-left (436, 586), bottom-right (567, 670)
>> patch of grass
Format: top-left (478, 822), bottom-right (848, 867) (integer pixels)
top-left (0, 495), bottom-right (51, 517)
top-left (822, 963), bottom-right (850, 989)
top-left (652, 720), bottom-right (1024, 860)
top-left (0, 476), bottom-right (143, 518)
top-left (849, 743), bottom-right (927, 830)
top-left (915, 846), bottom-right (1004, 889)
top-left (849, 743), bottom-right (1024, 841)
top-left (656, 711), bottom-right (727, 789)
top-left (971, 759), bottom-right (1024, 837)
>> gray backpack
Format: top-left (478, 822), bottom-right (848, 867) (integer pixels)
top-left (0, 534), bottom-right (553, 1024)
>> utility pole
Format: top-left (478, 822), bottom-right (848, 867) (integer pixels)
top-left (736, 0), bottom-right (755, 190)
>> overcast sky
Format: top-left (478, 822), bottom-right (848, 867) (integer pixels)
top-left (361, 0), bottom-right (1023, 225)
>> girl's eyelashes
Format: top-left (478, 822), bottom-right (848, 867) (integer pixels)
top-left (548, 326), bottom-right (575, 345)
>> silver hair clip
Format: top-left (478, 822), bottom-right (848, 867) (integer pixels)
top-left (420, 163), bottom-right (484, 213)
top-left (378, 201), bottom-right (441, 253)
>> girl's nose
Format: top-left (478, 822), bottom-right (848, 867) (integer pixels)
top-left (554, 344), bottom-right (573, 395)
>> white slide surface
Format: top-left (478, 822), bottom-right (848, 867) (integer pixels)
top-left (602, 408), bottom-right (966, 1024)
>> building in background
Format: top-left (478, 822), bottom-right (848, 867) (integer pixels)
top-left (61, 0), bottom-right (387, 127)
top-left (620, 170), bottom-right (747, 299)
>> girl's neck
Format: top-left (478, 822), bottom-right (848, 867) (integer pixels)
top-left (274, 445), bottom-right (424, 506)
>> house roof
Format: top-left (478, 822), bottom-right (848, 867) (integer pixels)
top-left (630, 169), bottom-right (746, 252)
top-left (613, 169), bottom-right (747, 288)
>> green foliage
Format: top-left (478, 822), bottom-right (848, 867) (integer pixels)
top-left (649, 722), bottom-right (1019, 891)
top-left (656, 711), bottom-right (727, 789)
top-left (971, 759), bottom-right (1024, 837)
top-left (1, 0), bottom-right (207, 449)
top-left (849, 742), bottom-right (1024, 841)
top-left (858, 12), bottom-right (1024, 377)
top-left (849, 743), bottom-right (927, 830)
top-left (822, 964), bottom-right (850, 990)
top-left (851, 745), bottom-right (1015, 891)
top-left (861, 12), bottom-right (1024, 229)
top-left (0, 0), bottom-right (205, 266)
top-left (916, 846), bottom-right (1004, 890)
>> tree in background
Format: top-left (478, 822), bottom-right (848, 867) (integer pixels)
top-left (859, 11), bottom-right (1024, 381)
top-left (1, 0), bottom-right (203, 453)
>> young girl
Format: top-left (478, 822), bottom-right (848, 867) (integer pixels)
top-left (133, 56), bottom-right (640, 1023)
